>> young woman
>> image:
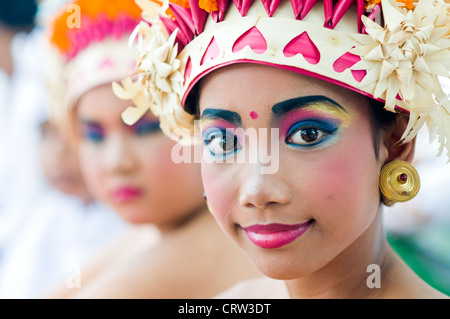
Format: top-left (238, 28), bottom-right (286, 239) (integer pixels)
top-left (119, 0), bottom-right (450, 298)
top-left (45, 0), bottom-right (260, 298)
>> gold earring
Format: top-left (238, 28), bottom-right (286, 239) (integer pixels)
top-left (203, 192), bottom-right (214, 215)
top-left (379, 160), bottom-right (420, 206)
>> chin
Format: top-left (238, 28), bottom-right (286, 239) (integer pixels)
top-left (245, 244), bottom-right (323, 281)
top-left (117, 209), bottom-right (150, 225)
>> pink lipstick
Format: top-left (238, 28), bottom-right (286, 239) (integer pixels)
top-left (111, 187), bottom-right (142, 204)
top-left (243, 221), bottom-right (312, 249)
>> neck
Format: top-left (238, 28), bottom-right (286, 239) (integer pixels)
top-left (285, 206), bottom-right (390, 299)
top-left (157, 203), bottom-right (210, 236)
top-left (0, 28), bottom-right (15, 76)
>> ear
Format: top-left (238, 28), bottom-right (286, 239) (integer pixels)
top-left (382, 113), bottom-right (416, 164)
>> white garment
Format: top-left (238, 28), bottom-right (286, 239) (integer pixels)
top-left (0, 27), bottom-right (51, 251)
top-left (0, 187), bottom-right (127, 299)
top-left (0, 27), bottom-right (129, 298)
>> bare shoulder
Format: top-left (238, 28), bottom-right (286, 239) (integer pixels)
top-left (214, 277), bottom-right (290, 299)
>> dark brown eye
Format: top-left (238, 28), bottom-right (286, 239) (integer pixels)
top-left (301, 128), bottom-right (319, 143)
top-left (287, 127), bottom-right (324, 145)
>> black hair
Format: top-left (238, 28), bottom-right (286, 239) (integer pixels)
top-left (0, 0), bottom-right (38, 32)
top-left (367, 98), bottom-right (397, 159)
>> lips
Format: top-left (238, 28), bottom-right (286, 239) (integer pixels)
top-left (242, 220), bottom-right (312, 249)
top-left (111, 186), bottom-right (142, 204)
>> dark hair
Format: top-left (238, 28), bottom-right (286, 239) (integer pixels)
top-left (0, 0), bottom-right (38, 32)
top-left (367, 98), bottom-right (397, 159)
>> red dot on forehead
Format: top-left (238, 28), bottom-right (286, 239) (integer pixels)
top-left (250, 111), bottom-right (259, 119)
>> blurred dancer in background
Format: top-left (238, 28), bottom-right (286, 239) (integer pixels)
top-left (44, 0), bottom-right (260, 298)
top-left (0, 0), bottom-right (126, 298)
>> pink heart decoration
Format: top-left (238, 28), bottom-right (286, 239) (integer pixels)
top-left (201, 37), bottom-right (220, 66)
top-left (232, 27), bottom-right (267, 54)
top-left (283, 32), bottom-right (320, 65)
top-left (333, 51), bottom-right (366, 82)
top-left (184, 56), bottom-right (192, 85)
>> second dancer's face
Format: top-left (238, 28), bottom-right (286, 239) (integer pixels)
top-left (76, 84), bottom-right (204, 227)
top-left (198, 64), bottom-right (386, 279)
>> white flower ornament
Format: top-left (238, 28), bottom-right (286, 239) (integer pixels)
top-left (113, 17), bottom-right (196, 143)
top-left (351, 0), bottom-right (450, 158)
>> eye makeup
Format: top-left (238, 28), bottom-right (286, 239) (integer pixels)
top-left (274, 96), bottom-right (350, 148)
top-left (201, 118), bottom-right (243, 158)
top-left (131, 118), bottom-right (161, 136)
top-left (79, 121), bottom-right (105, 143)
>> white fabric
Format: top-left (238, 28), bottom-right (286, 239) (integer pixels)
top-left (0, 27), bottom-right (50, 248)
top-left (0, 27), bottom-right (128, 298)
top-left (0, 188), bottom-right (127, 299)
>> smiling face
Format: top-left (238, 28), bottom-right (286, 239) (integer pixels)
top-left (198, 64), bottom-right (388, 279)
top-left (76, 83), bottom-right (204, 226)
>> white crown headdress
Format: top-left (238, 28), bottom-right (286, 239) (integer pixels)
top-left (114, 0), bottom-right (450, 158)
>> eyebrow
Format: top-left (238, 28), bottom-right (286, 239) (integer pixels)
top-left (78, 118), bottom-right (102, 127)
top-left (271, 95), bottom-right (347, 117)
top-left (200, 108), bottom-right (242, 127)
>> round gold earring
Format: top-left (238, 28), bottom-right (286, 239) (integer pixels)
top-left (379, 160), bottom-right (420, 206)
top-left (203, 192), bottom-right (214, 215)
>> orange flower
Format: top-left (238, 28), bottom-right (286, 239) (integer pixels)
top-left (396, 0), bottom-right (414, 9)
top-left (49, 0), bottom-right (142, 55)
top-left (170, 0), bottom-right (190, 8)
top-left (364, 0), bottom-right (381, 11)
top-left (199, 0), bottom-right (218, 12)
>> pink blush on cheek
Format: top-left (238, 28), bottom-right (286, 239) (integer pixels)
top-left (201, 166), bottom-right (234, 219)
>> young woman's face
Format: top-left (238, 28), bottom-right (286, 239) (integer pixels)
top-left (39, 120), bottom-right (90, 201)
top-left (198, 64), bottom-right (387, 279)
top-left (76, 84), bottom-right (204, 226)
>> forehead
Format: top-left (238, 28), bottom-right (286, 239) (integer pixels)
top-left (198, 63), bottom-right (367, 117)
top-left (76, 83), bottom-right (158, 123)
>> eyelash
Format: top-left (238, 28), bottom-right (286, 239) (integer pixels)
top-left (285, 120), bottom-right (338, 148)
top-left (202, 128), bottom-right (241, 158)
top-left (134, 121), bottom-right (160, 136)
top-left (81, 126), bottom-right (104, 143)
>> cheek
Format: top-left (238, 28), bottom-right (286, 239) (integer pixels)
top-left (303, 121), bottom-right (380, 224)
top-left (137, 138), bottom-right (179, 187)
top-left (78, 145), bottom-right (104, 198)
top-left (201, 162), bottom-right (236, 225)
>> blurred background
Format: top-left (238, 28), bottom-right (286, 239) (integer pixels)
top-left (0, 0), bottom-right (127, 298)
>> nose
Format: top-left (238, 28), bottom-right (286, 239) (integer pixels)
top-left (103, 133), bottom-right (137, 175)
top-left (239, 163), bottom-right (291, 210)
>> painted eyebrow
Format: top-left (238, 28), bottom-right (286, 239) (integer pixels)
top-left (271, 95), bottom-right (347, 117)
top-left (78, 118), bottom-right (101, 127)
top-left (200, 108), bottom-right (242, 127)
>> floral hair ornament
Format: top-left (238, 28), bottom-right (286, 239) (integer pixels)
top-left (114, 0), bottom-right (450, 157)
top-left (46, 0), bottom-right (143, 129)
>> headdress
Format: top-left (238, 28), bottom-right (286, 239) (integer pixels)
top-left (46, 0), bottom-right (143, 126)
top-left (114, 0), bottom-right (450, 158)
